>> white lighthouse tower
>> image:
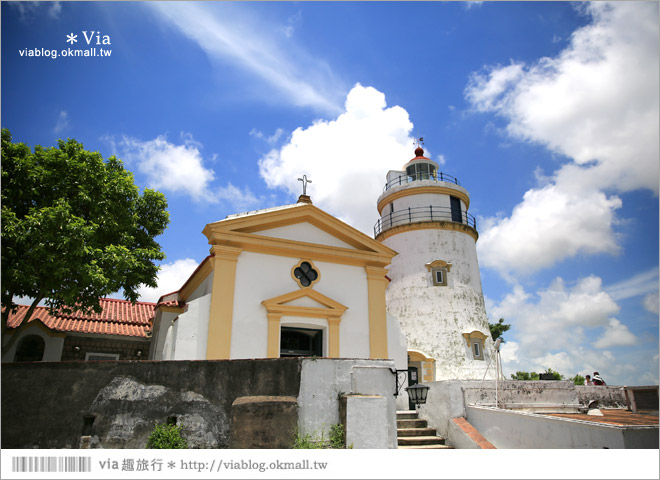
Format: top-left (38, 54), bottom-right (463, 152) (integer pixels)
top-left (375, 143), bottom-right (495, 383)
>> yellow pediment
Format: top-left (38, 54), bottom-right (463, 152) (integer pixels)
top-left (202, 203), bottom-right (397, 268)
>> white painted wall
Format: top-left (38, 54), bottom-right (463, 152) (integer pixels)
top-left (466, 405), bottom-right (659, 449)
top-left (384, 227), bottom-right (495, 380)
top-left (155, 271), bottom-right (213, 361)
top-left (298, 358), bottom-right (398, 448)
top-left (1, 324), bottom-right (64, 362)
top-left (230, 250), bottom-right (374, 360)
top-left (254, 223), bottom-right (356, 250)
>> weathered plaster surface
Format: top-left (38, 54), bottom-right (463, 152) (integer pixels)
top-left (384, 228), bottom-right (495, 380)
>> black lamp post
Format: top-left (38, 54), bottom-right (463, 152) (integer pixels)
top-left (405, 383), bottom-right (430, 408)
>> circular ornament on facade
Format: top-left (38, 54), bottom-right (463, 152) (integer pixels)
top-left (292, 260), bottom-right (320, 288)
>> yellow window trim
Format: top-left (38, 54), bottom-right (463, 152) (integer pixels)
top-left (262, 288), bottom-right (348, 359)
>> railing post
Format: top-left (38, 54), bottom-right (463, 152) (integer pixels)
top-left (408, 207), bottom-right (412, 222)
top-left (430, 205), bottom-right (433, 221)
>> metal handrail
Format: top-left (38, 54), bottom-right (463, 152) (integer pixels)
top-left (374, 205), bottom-right (477, 237)
top-left (383, 172), bottom-right (460, 192)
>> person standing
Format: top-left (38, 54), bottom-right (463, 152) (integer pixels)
top-left (592, 372), bottom-right (606, 385)
top-left (584, 374), bottom-right (593, 385)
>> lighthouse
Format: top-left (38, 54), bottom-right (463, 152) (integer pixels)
top-left (375, 144), bottom-right (495, 382)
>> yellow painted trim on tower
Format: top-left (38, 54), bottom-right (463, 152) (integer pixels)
top-left (408, 350), bottom-right (437, 383)
top-left (262, 288), bottom-right (348, 358)
top-left (376, 220), bottom-right (479, 242)
top-left (205, 245), bottom-right (242, 360)
top-left (365, 266), bottom-right (389, 359)
top-left (377, 185), bottom-right (470, 215)
top-left (462, 330), bottom-right (488, 347)
top-left (266, 313), bottom-right (282, 358)
top-left (425, 260), bottom-right (452, 272)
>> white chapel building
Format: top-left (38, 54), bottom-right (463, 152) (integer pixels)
top-left (151, 144), bottom-right (495, 386)
top-left (150, 194), bottom-right (408, 372)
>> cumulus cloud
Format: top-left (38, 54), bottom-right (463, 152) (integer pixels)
top-left (477, 185), bottom-right (622, 275)
top-left (467, 2), bottom-right (659, 276)
top-left (593, 318), bottom-right (637, 349)
top-left (117, 134), bottom-right (216, 202)
top-left (491, 274), bottom-right (629, 377)
top-left (137, 258), bottom-right (200, 303)
top-left (258, 83), bottom-right (418, 234)
top-left (643, 292), bottom-right (659, 315)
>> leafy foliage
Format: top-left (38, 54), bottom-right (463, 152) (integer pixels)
top-left (1, 128), bottom-right (169, 337)
top-left (570, 374), bottom-right (586, 385)
top-left (488, 318), bottom-right (511, 342)
top-left (292, 424), bottom-right (348, 449)
top-left (146, 423), bottom-right (188, 449)
top-left (510, 368), bottom-right (564, 380)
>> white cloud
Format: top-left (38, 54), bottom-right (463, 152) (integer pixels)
top-left (258, 83), bottom-right (419, 234)
top-left (593, 318), bottom-right (637, 349)
top-left (467, 2), bottom-right (659, 276)
top-left (117, 134), bottom-right (216, 202)
top-left (54, 110), bottom-right (69, 134)
top-left (250, 128), bottom-right (285, 145)
top-left (643, 292), bottom-right (659, 315)
top-left (216, 183), bottom-right (264, 213)
top-left (491, 274), bottom-right (632, 378)
top-left (147, 2), bottom-right (343, 114)
top-left (478, 185), bottom-right (622, 275)
top-left (137, 258), bottom-right (200, 303)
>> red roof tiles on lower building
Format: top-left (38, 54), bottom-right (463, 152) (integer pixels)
top-left (5, 298), bottom-right (156, 338)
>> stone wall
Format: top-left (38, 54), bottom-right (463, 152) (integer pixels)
top-left (1, 358), bottom-right (302, 449)
top-left (575, 385), bottom-right (628, 408)
top-left (1, 358), bottom-right (398, 449)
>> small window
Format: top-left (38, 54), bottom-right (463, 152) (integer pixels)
top-left (85, 352), bottom-right (120, 361)
top-left (292, 260), bottom-right (320, 288)
top-left (280, 327), bottom-right (323, 357)
top-left (471, 340), bottom-right (484, 360)
top-left (431, 267), bottom-right (448, 286)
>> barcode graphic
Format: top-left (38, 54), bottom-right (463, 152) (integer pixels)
top-left (11, 456), bottom-right (92, 473)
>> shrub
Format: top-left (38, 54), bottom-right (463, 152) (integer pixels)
top-left (146, 422), bottom-right (188, 449)
top-left (293, 424), bottom-right (348, 449)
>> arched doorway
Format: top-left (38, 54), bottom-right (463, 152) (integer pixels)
top-left (14, 335), bottom-right (45, 362)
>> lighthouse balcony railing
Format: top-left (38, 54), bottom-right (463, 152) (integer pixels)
top-left (374, 205), bottom-right (477, 237)
top-left (383, 172), bottom-right (460, 192)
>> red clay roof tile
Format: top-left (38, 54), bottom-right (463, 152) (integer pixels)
top-left (5, 298), bottom-right (156, 338)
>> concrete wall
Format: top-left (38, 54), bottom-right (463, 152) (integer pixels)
top-left (575, 385), bottom-right (628, 408)
top-left (466, 405), bottom-right (659, 449)
top-left (418, 380), bottom-right (582, 437)
top-left (1, 358), bottom-right (397, 449)
top-left (297, 359), bottom-right (398, 449)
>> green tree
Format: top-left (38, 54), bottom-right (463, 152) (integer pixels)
top-left (489, 318), bottom-right (511, 342)
top-left (570, 374), bottom-right (586, 385)
top-left (1, 129), bottom-right (169, 341)
top-left (510, 368), bottom-right (564, 381)
top-left (510, 371), bottom-right (540, 381)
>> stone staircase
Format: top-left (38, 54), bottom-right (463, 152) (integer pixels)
top-left (396, 410), bottom-right (453, 449)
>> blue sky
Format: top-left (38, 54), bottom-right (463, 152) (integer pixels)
top-left (2, 1), bottom-right (658, 386)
